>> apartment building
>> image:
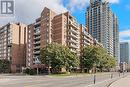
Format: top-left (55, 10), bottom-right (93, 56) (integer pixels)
top-left (80, 24), bottom-right (94, 52)
top-left (113, 15), bottom-right (119, 60)
top-left (27, 7), bottom-right (90, 69)
top-left (86, 0), bottom-right (119, 58)
top-left (53, 12), bottom-right (80, 54)
top-left (0, 23), bottom-right (27, 73)
top-left (27, 7), bottom-right (57, 68)
top-left (26, 7), bottom-right (102, 70)
top-left (120, 42), bottom-right (129, 64)
top-left (64, 12), bottom-right (80, 54)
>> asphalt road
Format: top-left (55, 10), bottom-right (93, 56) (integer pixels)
top-left (0, 72), bottom-right (124, 87)
top-left (109, 75), bottom-right (130, 87)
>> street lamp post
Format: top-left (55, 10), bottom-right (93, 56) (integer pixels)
top-left (35, 57), bottom-right (41, 75)
top-left (94, 74), bottom-right (96, 84)
top-left (48, 60), bottom-right (51, 75)
top-left (47, 56), bottom-right (51, 75)
top-left (37, 64), bottom-right (39, 75)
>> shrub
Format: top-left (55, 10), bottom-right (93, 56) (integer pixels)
top-left (25, 68), bottom-right (37, 75)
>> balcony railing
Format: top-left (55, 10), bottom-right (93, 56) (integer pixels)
top-left (34, 36), bottom-right (41, 40)
top-left (34, 32), bottom-right (40, 35)
top-left (69, 32), bottom-right (78, 39)
top-left (34, 41), bottom-right (40, 45)
top-left (34, 46), bottom-right (40, 50)
top-left (70, 28), bottom-right (79, 35)
top-left (84, 36), bottom-right (91, 42)
top-left (83, 41), bottom-right (91, 46)
top-left (69, 20), bottom-right (79, 29)
top-left (69, 38), bottom-right (78, 44)
top-left (33, 50), bottom-right (40, 54)
top-left (69, 43), bottom-right (78, 49)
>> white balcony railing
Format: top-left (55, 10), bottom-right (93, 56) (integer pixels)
top-left (34, 32), bottom-right (40, 35)
top-left (69, 33), bottom-right (78, 39)
top-left (69, 20), bottom-right (79, 28)
top-left (70, 43), bottom-right (78, 49)
top-left (34, 36), bottom-right (41, 40)
top-left (34, 41), bottom-right (40, 45)
top-left (34, 46), bottom-right (40, 49)
top-left (70, 28), bottom-right (79, 35)
top-left (69, 38), bottom-right (78, 44)
top-left (33, 50), bottom-right (40, 54)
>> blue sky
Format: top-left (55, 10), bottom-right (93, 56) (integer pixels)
top-left (63, 0), bottom-right (130, 30)
top-left (0, 0), bottom-right (130, 43)
top-left (62, 0), bottom-right (130, 43)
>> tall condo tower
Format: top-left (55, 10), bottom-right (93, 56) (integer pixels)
top-left (86, 0), bottom-right (119, 59)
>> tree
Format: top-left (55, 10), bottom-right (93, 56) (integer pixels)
top-left (82, 45), bottom-right (101, 72)
top-left (96, 48), bottom-right (108, 72)
top-left (82, 45), bottom-right (116, 73)
top-left (0, 59), bottom-right (11, 73)
top-left (104, 55), bottom-right (116, 71)
top-left (40, 43), bottom-right (79, 73)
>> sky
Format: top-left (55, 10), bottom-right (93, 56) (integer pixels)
top-left (0, 0), bottom-right (130, 44)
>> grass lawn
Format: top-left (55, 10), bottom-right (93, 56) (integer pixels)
top-left (48, 72), bottom-right (113, 77)
top-left (48, 72), bottom-right (90, 77)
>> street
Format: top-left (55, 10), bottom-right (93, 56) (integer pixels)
top-left (0, 73), bottom-right (125, 87)
top-left (109, 75), bottom-right (130, 87)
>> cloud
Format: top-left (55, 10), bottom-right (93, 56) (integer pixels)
top-left (0, 0), bottom-right (120, 26)
top-left (67, 0), bottom-right (89, 12)
top-left (120, 29), bottom-right (130, 43)
top-left (67, 0), bottom-right (119, 12)
top-left (0, 0), bottom-right (67, 25)
top-left (108, 0), bottom-right (119, 3)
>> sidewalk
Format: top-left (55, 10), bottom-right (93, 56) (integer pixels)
top-left (109, 75), bottom-right (130, 87)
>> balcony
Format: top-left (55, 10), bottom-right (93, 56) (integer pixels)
top-left (33, 50), bottom-right (40, 54)
top-left (33, 55), bottom-right (40, 59)
top-left (34, 32), bottom-right (40, 35)
top-left (83, 32), bottom-right (92, 38)
top-left (69, 38), bottom-right (78, 44)
top-left (84, 34), bottom-right (93, 41)
top-left (84, 36), bottom-right (91, 42)
top-left (69, 43), bottom-right (78, 49)
top-left (83, 41), bottom-right (90, 46)
top-left (34, 36), bottom-right (41, 40)
top-left (34, 21), bottom-right (41, 26)
top-left (7, 43), bottom-right (12, 47)
top-left (69, 20), bottom-right (79, 29)
top-left (69, 32), bottom-right (78, 39)
top-left (34, 46), bottom-right (40, 50)
top-left (70, 28), bottom-right (79, 35)
top-left (34, 41), bottom-right (40, 45)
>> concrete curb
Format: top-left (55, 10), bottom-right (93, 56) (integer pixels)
top-left (85, 75), bottom-right (127, 87)
top-left (107, 75), bottom-right (127, 87)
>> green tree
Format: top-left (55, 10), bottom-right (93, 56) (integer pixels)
top-left (82, 45), bottom-right (101, 72)
top-left (82, 45), bottom-right (116, 73)
top-left (104, 55), bottom-right (116, 71)
top-left (40, 43), bottom-right (79, 73)
top-left (96, 48), bottom-right (108, 72)
top-left (0, 59), bottom-right (11, 73)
